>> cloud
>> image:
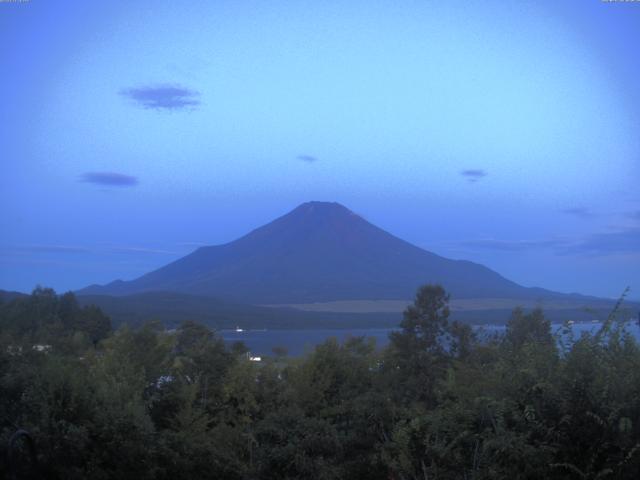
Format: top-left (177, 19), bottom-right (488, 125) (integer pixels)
top-left (107, 246), bottom-right (179, 255)
top-left (119, 84), bottom-right (200, 110)
top-left (2, 244), bottom-right (180, 257)
top-left (627, 211), bottom-right (640, 222)
top-left (80, 172), bottom-right (139, 187)
top-left (461, 227), bottom-right (640, 257)
top-left (557, 227), bottom-right (640, 257)
top-left (460, 238), bottom-right (564, 252)
top-left (5, 244), bottom-right (90, 254)
top-left (460, 169), bottom-right (487, 182)
top-left (297, 154), bottom-right (318, 163)
top-left (176, 242), bottom-right (209, 248)
top-left (561, 207), bottom-right (595, 219)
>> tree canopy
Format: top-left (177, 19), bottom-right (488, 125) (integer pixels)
top-left (1, 285), bottom-right (639, 479)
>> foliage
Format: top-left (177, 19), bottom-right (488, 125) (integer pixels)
top-left (1, 285), bottom-right (640, 479)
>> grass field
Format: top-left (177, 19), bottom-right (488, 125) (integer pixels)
top-left (265, 297), bottom-right (628, 314)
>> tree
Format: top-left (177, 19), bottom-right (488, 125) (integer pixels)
top-left (504, 307), bottom-right (553, 350)
top-left (393, 284), bottom-right (450, 353)
top-left (387, 284), bottom-right (452, 406)
top-left (75, 305), bottom-right (111, 345)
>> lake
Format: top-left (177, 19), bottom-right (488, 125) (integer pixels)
top-left (220, 321), bottom-right (640, 357)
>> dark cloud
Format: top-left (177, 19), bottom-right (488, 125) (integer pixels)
top-left (557, 228), bottom-right (640, 257)
top-left (561, 207), bottom-right (595, 219)
top-left (460, 238), bottom-right (563, 252)
top-left (80, 172), bottom-right (139, 187)
top-left (297, 155), bottom-right (318, 163)
top-left (460, 169), bottom-right (487, 182)
top-left (119, 84), bottom-right (200, 110)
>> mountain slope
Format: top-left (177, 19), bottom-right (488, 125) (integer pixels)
top-left (79, 201), bottom-right (581, 303)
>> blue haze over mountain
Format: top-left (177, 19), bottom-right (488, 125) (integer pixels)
top-left (80, 202), bottom-right (584, 304)
top-left (1, 1), bottom-right (638, 299)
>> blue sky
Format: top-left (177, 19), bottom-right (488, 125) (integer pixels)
top-left (1, 0), bottom-right (639, 300)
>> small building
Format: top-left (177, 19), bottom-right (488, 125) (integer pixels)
top-left (32, 344), bottom-right (52, 353)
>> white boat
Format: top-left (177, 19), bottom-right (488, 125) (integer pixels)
top-left (235, 326), bottom-right (244, 333)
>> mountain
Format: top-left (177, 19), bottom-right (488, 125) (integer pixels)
top-left (79, 201), bottom-right (587, 304)
top-left (0, 289), bottom-right (28, 303)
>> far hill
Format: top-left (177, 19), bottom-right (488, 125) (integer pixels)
top-left (0, 289), bottom-right (28, 303)
top-left (79, 201), bottom-right (596, 304)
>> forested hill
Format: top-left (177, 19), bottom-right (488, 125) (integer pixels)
top-left (79, 201), bottom-right (594, 304)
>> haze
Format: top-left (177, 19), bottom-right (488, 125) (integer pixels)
top-left (1, 0), bottom-right (639, 299)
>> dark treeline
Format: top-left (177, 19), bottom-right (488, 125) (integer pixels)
top-left (1, 285), bottom-right (639, 479)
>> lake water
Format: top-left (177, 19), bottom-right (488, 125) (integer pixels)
top-left (220, 321), bottom-right (640, 357)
